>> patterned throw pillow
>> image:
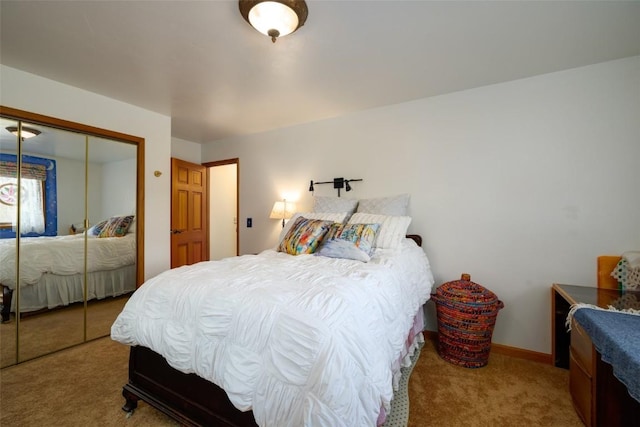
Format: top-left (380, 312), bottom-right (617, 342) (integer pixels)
top-left (278, 212), bottom-right (348, 244)
top-left (348, 213), bottom-right (412, 249)
top-left (277, 216), bottom-right (334, 255)
top-left (325, 222), bottom-right (381, 256)
top-left (317, 222), bottom-right (381, 262)
top-left (98, 215), bottom-right (134, 238)
top-left (88, 220), bottom-right (108, 236)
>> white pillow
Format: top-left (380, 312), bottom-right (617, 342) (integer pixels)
top-left (278, 212), bottom-right (348, 244)
top-left (348, 212), bottom-right (411, 249)
top-left (313, 196), bottom-right (358, 215)
top-left (316, 239), bottom-right (371, 263)
top-left (357, 194), bottom-right (410, 216)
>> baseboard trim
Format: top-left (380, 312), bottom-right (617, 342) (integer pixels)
top-left (422, 330), bottom-right (552, 365)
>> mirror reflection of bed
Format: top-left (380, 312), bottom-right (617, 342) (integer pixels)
top-left (0, 112), bottom-right (141, 367)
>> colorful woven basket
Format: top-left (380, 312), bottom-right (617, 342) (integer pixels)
top-left (432, 274), bottom-right (504, 368)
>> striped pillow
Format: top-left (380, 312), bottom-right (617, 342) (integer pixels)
top-left (348, 213), bottom-right (411, 249)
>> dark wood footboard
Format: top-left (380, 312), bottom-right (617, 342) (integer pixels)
top-left (406, 234), bottom-right (422, 247)
top-left (1, 285), bottom-right (12, 323)
top-left (124, 346), bottom-right (258, 427)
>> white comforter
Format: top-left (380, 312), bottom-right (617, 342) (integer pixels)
top-left (111, 238), bottom-right (434, 427)
top-left (0, 233), bottom-right (136, 288)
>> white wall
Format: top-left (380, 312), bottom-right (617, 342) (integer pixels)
top-left (55, 157), bottom-right (103, 234)
top-left (1, 66), bottom-right (172, 279)
top-left (202, 56), bottom-right (640, 354)
top-left (172, 137), bottom-right (202, 164)
top-left (15, 153), bottom-right (135, 234)
top-left (101, 157), bottom-right (137, 218)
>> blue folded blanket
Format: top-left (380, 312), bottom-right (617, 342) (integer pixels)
top-left (573, 308), bottom-right (640, 403)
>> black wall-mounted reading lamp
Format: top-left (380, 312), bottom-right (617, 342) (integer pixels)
top-left (309, 177), bottom-right (363, 197)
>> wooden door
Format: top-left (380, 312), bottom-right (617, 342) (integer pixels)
top-left (171, 158), bottom-right (208, 268)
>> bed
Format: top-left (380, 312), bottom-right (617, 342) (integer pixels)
top-left (0, 230), bottom-right (137, 322)
top-left (112, 205), bottom-right (434, 427)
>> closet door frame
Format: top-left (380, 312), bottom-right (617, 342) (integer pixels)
top-left (0, 106), bottom-right (145, 288)
top-left (0, 106), bottom-right (145, 365)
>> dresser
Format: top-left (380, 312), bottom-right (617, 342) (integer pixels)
top-left (551, 284), bottom-right (626, 369)
top-left (552, 284), bottom-right (640, 426)
top-left (569, 317), bottom-right (596, 426)
top-left (552, 284), bottom-right (640, 427)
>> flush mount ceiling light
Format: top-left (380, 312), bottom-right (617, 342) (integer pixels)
top-left (6, 126), bottom-right (41, 139)
top-left (239, 0), bottom-right (308, 43)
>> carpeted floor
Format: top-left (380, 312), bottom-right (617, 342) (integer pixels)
top-left (0, 335), bottom-right (582, 426)
top-left (1, 296), bottom-right (129, 367)
top-left (408, 340), bottom-right (582, 427)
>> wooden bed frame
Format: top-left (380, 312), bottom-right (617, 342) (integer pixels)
top-left (121, 235), bottom-right (424, 426)
top-left (1, 285), bottom-right (11, 323)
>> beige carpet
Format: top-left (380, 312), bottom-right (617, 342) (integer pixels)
top-left (1, 335), bottom-right (177, 427)
top-left (0, 336), bottom-right (582, 426)
top-left (408, 339), bottom-right (582, 426)
top-left (1, 296), bottom-right (129, 367)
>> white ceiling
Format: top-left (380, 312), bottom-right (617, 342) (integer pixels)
top-left (1, 1), bottom-right (639, 144)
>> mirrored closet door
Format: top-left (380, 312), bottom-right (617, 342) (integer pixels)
top-left (0, 118), bottom-right (19, 367)
top-left (85, 137), bottom-right (138, 341)
top-left (17, 125), bottom-right (87, 362)
top-left (0, 107), bottom-right (144, 368)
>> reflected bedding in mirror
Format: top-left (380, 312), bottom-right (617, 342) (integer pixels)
top-left (0, 232), bottom-right (136, 318)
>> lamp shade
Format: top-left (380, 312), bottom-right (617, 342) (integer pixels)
top-left (239, 0), bottom-right (308, 43)
top-left (269, 200), bottom-right (296, 220)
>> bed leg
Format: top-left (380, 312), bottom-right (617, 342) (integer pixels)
top-left (1, 286), bottom-right (12, 323)
top-left (122, 387), bottom-right (139, 414)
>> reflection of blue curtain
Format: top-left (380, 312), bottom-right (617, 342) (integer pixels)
top-left (0, 153), bottom-right (57, 238)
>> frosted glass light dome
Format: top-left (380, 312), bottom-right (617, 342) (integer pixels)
top-left (239, 0), bottom-right (308, 43)
top-left (249, 2), bottom-right (299, 39)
